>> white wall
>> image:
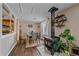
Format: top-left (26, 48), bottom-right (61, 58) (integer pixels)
top-left (55, 4), bottom-right (79, 46)
top-left (0, 3), bottom-right (17, 56)
top-left (46, 18), bottom-right (51, 37)
top-left (0, 33), bottom-right (16, 56)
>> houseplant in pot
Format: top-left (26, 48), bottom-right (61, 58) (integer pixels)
top-left (54, 38), bottom-right (69, 55)
top-left (59, 29), bottom-right (75, 55)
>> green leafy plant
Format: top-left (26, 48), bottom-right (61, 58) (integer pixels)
top-left (59, 29), bottom-right (74, 43)
top-left (55, 40), bottom-right (68, 52)
top-left (54, 29), bottom-right (75, 55)
top-left (54, 40), bottom-right (62, 51)
top-left (59, 29), bottom-right (75, 55)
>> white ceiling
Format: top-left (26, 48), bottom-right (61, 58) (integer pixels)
top-left (7, 3), bottom-right (76, 23)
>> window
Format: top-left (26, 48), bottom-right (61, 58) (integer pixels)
top-left (41, 21), bottom-right (48, 35)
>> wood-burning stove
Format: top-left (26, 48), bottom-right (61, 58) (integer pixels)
top-left (44, 7), bottom-right (58, 55)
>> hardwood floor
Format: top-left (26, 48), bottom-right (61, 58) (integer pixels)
top-left (9, 40), bottom-right (41, 56)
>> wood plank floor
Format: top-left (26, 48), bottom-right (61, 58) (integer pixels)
top-left (9, 41), bottom-right (41, 56)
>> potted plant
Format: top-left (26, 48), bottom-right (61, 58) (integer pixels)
top-left (59, 29), bottom-right (75, 55)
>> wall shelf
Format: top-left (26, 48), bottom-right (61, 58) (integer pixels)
top-left (55, 14), bottom-right (67, 28)
top-left (55, 15), bottom-right (65, 19)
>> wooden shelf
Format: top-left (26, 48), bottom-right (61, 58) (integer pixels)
top-left (55, 19), bottom-right (67, 23)
top-left (2, 19), bottom-right (14, 35)
top-left (55, 14), bottom-right (67, 28)
top-left (56, 25), bottom-right (65, 27)
top-left (55, 15), bottom-right (65, 19)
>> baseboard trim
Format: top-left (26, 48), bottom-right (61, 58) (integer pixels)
top-left (7, 42), bottom-right (17, 56)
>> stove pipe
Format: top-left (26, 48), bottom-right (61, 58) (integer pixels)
top-left (48, 7), bottom-right (58, 38)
